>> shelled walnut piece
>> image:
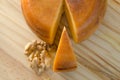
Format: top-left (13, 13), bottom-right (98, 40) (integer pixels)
top-left (24, 40), bottom-right (56, 75)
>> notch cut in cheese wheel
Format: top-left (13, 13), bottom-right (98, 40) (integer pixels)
top-left (21, 0), bottom-right (106, 44)
top-left (53, 27), bottom-right (77, 72)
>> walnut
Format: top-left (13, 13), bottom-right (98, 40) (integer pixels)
top-left (24, 40), bottom-right (53, 75)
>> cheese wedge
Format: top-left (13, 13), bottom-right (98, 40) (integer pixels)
top-left (53, 27), bottom-right (77, 72)
top-left (21, 0), bottom-right (63, 44)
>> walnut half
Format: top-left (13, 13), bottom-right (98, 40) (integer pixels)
top-left (24, 40), bottom-right (55, 75)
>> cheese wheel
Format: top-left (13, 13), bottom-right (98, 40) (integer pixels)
top-left (21, 0), bottom-right (106, 44)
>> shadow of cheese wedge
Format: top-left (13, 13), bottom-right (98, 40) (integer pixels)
top-left (53, 27), bottom-right (77, 72)
top-left (21, 0), bottom-right (107, 44)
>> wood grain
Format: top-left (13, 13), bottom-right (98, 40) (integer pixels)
top-left (0, 0), bottom-right (120, 80)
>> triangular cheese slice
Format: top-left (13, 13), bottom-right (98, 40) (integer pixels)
top-left (53, 27), bottom-right (77, 72)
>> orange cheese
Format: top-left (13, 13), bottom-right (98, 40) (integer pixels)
top-left (53, 27), bottom-right (77, 72)
top-left (21, 0), bottom-right (106, 44)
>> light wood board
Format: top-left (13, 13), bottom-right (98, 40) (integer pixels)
top-left (0, 0), bottom-right (120, 80)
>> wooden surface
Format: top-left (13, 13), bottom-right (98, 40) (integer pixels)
top-left (0, 0), bottom-right (120, 80)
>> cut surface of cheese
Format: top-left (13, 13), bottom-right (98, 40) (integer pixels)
top-left (21, 0), bottom-right (63, 44)
top-left (53, 27), bottom-right (77, 72)
top-left (65, 0), bottom-right (107, 42)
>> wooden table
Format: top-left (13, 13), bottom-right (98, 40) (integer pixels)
top-left (0, 0), bottom-right (120, 80)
